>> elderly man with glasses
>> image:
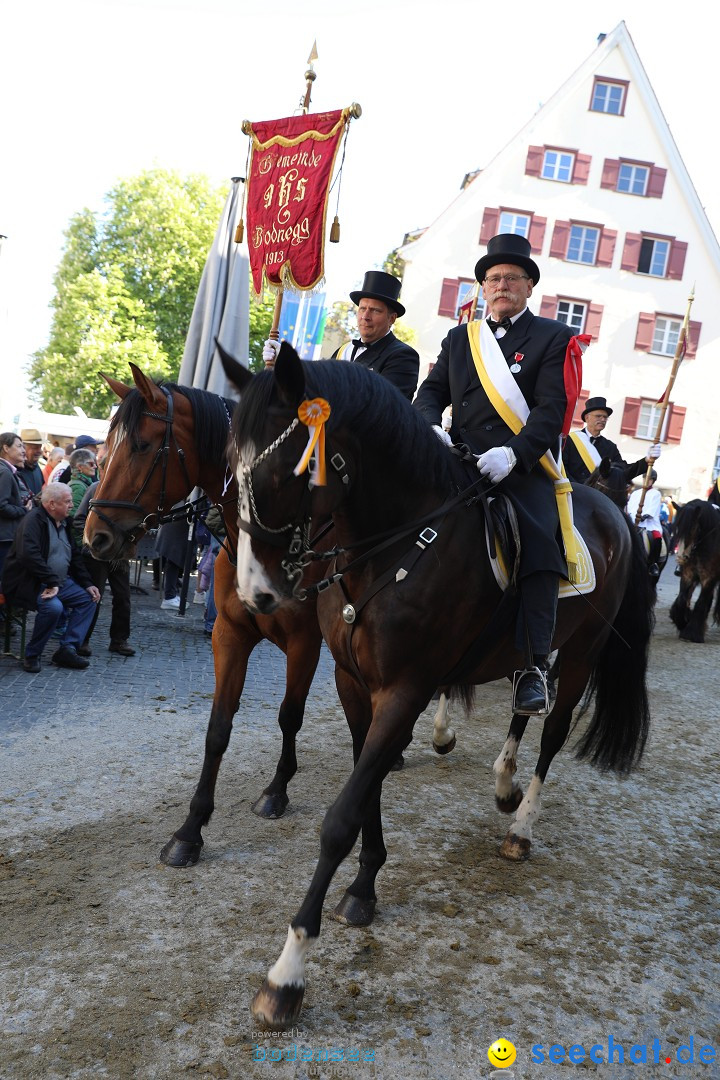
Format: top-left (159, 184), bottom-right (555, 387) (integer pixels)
top-left (414, 233), bottom-right (574, 716)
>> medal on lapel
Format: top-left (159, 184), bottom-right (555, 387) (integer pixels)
top-left (509, 352), bottom-right (524, 375)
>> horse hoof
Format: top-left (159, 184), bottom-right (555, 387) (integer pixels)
top-left (252, 791), bottom-right (290, 819)
top-left (499, 833), bottom-right (531, 861)
top-left (389, 755), bottom-right (404, 772)
top-left (331, 891), bottom-right (377, 927)
top-left (433, 735), bottom-right (456, 755)
top-left (251, 979), bottom-right (304, 1028)
top-left (495, 786), bottom-right (523, 814)
top-left (159, 834), bottom-right (203, 867)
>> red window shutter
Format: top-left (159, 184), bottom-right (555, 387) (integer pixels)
top-left (479, 209), bottom-right (500, 245)
top-left (585, 303), bottom-right (604, 340)
top-left (685, 319), bottom-right (701, 359)
top-left (525, 145), bottom-right (544, 178)
top-left (572, 389), bottom-right (590, 428)
top-left (539, 295), bottom-right (558, 319)
top-left (621, 233), bottom-right (643, 271)
top-left (667, 240), bottom-right (688, 280)
top-left (601, 159), bottom-right (620, 190)
top-left (666, 404), bottom-right (686, 443)
top-left (596, 228), bottom-right (617, 268)
top-left (620, 397), bottom-right (642, 436)
top-left (550, 221), bottom-right (571, 259)
top-left (634, 313), bottom-right (655, 352)
top-left (438, 278), bottom-right (458, 318)
top-left (647, 166), bottom-right (667, 198)
top-left (573, 153), bottom-right (592, 185)
top-left (528, 215), bottom-right (546, 252)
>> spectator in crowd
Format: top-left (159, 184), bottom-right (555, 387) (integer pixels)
top-left (48, 445), bottom-right (75, 485)
top-left (155, 514), bottom-right (189, 611)
top-left (0, 432), bottom-right (33, 579)
top-left (72, 466), bottom-right (136, 657)
top-left (1, 483), bottom-right (100, 672)
top-left (42, 446), bottom-right (66, 485)
top-left (54, 435), bottom-right (104, 486)
top-left (67, 448), bottom-right (98, 516)
top-left (16, 429), bottom-right (45, 497)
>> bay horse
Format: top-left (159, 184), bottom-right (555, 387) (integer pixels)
top-left (84, 364), bottom-right (329, 867)
top-left (220, 344), bottom-right (653, 1027)
top-left (670, 498), bottom-right (720, 642)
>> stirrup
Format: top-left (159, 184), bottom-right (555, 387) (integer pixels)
top-left (512, 666), bottom-right (550, 716)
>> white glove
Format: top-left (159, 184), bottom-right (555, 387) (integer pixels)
top-left (647, 443), bottom-right (661, 460)
top-left (262, 339), bottom-right (281, 366)
top-left (432, 424), bottom-right (452, 447)
top-left (477, 446), bottom-right (517, 484)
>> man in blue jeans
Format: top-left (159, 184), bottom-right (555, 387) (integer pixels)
top-left (1, 483), bottom-right (100, 672)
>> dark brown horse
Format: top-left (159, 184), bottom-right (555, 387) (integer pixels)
top-left (84, 364), bottom-right (327, 866)
top-left (220, 344), bottom-right (653, 1027)
top-left (670, 498), bottom-right (720, 642)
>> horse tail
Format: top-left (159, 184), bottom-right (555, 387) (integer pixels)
top-left (574, 518), bottom-right (653, 774)
top-left (714, 582), bottom-right (720, 627)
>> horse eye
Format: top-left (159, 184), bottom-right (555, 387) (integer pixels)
top-left (134, 439), bottom-right (151, 454)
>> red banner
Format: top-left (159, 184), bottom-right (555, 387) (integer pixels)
top-left (244, 109), bottom-right (349, 293)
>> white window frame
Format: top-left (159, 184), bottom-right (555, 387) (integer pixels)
top-left (567, 225), bottom-right (599, 265)
top-left (713, 440), bottom-right (720, 481)
top-left (556, 299), bottom-right (587, 334)
top-left (651, 317), bottom-right (681, 357)
top-left (455, 281), bottom-right (486, 321)
top-left (498, 211), bottom-right (530, 237)
top-left (638, 237), bottom-right (670, 277)
top-left (617, 163), bottom-right (649, 196)
top-left (542, 150), bottom-right (575, 183)
top-left (637, 400), bottom-right (669, 441)
top-left (592, 81), bottom-right (625, 114)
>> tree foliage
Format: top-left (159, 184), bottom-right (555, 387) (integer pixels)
top-left (30, 168), bottom-right (227, 415)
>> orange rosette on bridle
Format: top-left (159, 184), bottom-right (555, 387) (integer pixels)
top-left (293, 398), bottom-right (332, 485)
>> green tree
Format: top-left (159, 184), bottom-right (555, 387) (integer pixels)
top-left (247, 294), bottom-right (276, 373)
top-left (30, 168), bottom-right (227, 414)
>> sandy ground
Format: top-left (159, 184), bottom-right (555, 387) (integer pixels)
top-left (1, 569), bottom-right (718, 1080)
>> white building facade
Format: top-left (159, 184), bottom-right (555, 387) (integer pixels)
top-left (400, 23), bottom-right (719, 502)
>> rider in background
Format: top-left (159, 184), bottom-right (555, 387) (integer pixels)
top-left (627, 469), bottom-right (663, 579)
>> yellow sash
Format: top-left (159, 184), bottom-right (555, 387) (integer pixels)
top-left (568, 429), bottom-right (601, 475)
top-left (335, 340), bottom-right (353, 361)
top-left (467, 322), bottom-right (582, 584)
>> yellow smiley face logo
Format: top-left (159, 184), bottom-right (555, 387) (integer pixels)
top-left (487, 1038), bottom-right (517, 1068)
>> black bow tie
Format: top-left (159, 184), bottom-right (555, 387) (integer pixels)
top-left (487, 316), bottom-right (513, 334)
top-left (351, 339), bottom-right (369, 358)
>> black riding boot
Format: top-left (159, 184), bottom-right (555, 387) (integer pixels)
top-left (513, 656), bottom-right (550, 715)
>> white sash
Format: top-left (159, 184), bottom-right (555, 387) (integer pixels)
top-left (570, 429), bottom-right (602, 468)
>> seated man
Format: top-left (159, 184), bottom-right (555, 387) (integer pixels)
top-left (1, 483), bottom-right (100, 672)
top-left (563, 396), bottom-right (660, 483)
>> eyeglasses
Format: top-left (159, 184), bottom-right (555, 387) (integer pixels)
top-left (483, 273), bottom-right (530, 285)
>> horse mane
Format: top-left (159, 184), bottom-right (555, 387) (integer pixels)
top-left (233, 361), bottom-right (457, 494)
top-left (109, 382), bottom-right (235, 463)
top-left (674, 498), bottom-right (720, 544)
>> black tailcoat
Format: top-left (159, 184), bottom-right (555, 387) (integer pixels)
top-left (331, 332), bottom-right (419, 401)
top-left (562, 429), bottom-right (647, 484)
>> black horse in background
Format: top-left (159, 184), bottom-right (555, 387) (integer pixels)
top-left (670, 498), bottom-right (720, 642)
top-left (586, 458), bottom-right (669, 586)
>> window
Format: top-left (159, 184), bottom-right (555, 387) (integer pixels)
top-left (437, 277), bottom-right (485, 320)
top-left (539, 296), bottom-right (604, 340)
top-left (542, 149), bottom-right (574, 182)
top-left (713, 441), bottom-right (720, 483)
top-left (590, 78), bottom-right (627, 115)
top-left (556, 300), bottom-right (587, 334)
top-left (479, 207), bottom-right (547, 251)
top-left (621, 234), bottom-right (687, 280)
top-left (550, 221), bottom-right (616, 268)
top-left (601, 159), bottom-right (666, 198)
top-left (620, 397), bottom-right (686, 443)
top-left (525, 147), bottom-right (591, 185)
top-left (634, 313), bottom-right (700, 358)
top-left (498, 210), bottom-right (530, 237)
top-left (567, 225), bottom-right (600, 265)
top-left (617, 163), bottom-right (648, 195)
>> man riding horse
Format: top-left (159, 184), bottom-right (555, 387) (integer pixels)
top-left (563, 395), bottom-right (660, 485)
top-left (414, 233), bottom-right (575, 717)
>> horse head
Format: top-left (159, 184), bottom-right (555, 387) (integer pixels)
top-left (585, 457), bottom-right (633, 509)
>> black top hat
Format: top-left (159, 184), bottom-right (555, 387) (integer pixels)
top-left (474, 234), bottom-right (540, 285)
top-left (581, 396), bottom-right (613, 420)
top-left (349, 270), bottom-right (405, 317)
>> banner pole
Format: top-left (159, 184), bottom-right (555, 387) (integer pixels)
top-left (265, 42), bottom-right (319, 367)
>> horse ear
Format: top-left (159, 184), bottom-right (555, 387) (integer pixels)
top-left (101, 373), bottom-right (132, 400)
top-left (599, 457), bottom-right (612, 478)
top-left (217, 340), bottom-right (253, 392)
top-left (671, 499), bottom-right (682, 511)
top-left (128, 363), bottom-right (167, 409)
top-left (274, 342), bottom-right (305, 406)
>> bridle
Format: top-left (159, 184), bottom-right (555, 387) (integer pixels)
top-left (89, 385), bottom-right (193, 544)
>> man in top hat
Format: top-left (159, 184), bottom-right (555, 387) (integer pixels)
top-left (414, 233), bottom-right (574, 716)
top-left (562, 396), bottom-right (660, 485)
top-left (262, 271), bottom-right (420, 401)
top-left (17, 428), bottom-right (45, 497)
